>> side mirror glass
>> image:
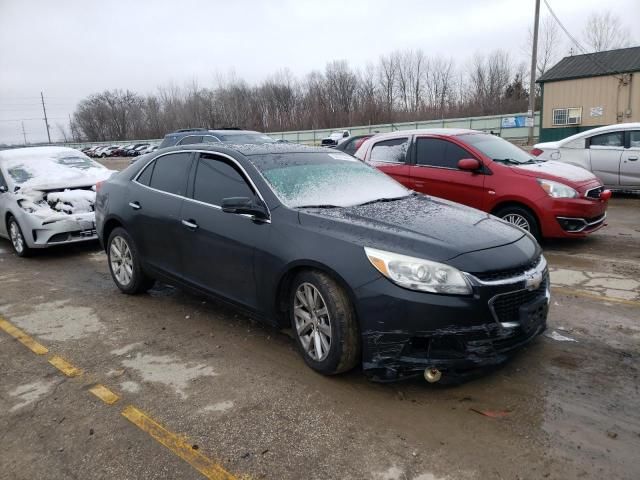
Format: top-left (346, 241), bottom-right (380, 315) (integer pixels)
top-left (458, 158), bottom-right (481, 171)
top-left (221, 196), bottom-right (269, 221)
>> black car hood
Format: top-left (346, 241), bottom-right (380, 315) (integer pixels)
top-left (299, 195), bottom-right (526, 263)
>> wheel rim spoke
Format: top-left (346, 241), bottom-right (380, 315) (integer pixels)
top-left (294, 282), bottom-right (332, 362)
top-left (110, 236), bottom-right (134, 286)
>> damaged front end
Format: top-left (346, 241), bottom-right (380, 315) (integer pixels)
top-left (15, 187), bottom-right (98, 247)
top-left (357, 257), bottom-right (550, 383)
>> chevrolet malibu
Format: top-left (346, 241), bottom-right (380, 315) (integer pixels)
top-left (0, 146), bottom-right (114, 256)
top-left (96, 144), bottom-right (549, 382)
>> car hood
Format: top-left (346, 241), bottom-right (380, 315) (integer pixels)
top-left (509, 160), bottom-right (596, 184)
top-left (298, 194), bottom-right (526, 263)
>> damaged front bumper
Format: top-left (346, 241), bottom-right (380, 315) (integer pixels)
top-left (21, 211), bottom-right (98, 248)
top-left (355, 257), bottom-right (549, 382)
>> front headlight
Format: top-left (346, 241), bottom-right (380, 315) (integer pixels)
top-left (537, 179), bottom-right (578, 198)
top-left (364, 247), bottom-right (471, 295)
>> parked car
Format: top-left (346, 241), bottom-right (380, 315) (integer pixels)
top-left (112, 144), bottom-right (135, 157)
top-left (532, 123), bottom-right (640, 191)
top-left (97, 145), bottom-right (121, 158)
top-left (85, 146), bottom-right (103, 157)
top-left (158, 129), bottom-right (275, 149)
top-left (138, 145), bottom-right (158, 155)
top-left (355, 129), bottom-right (611, 240)
top-left (96, 143), bottom-right (548, 382)
top-left (0, 147), bottom-right (114, 256)
top-left (321, 130), bottom-right (350, 147)
top-left (124, 144), bottom-right (150, 156)
top-left (335, 134), bottom-right (375, 155)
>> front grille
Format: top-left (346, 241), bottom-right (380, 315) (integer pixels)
top-left (491, 275), bottom-right (548, 324)
top-left (472, 256), bottom-right (541, 282)
top-left (585, 186), bottom-right (603, 199)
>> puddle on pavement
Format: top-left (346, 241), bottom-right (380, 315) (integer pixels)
top-left (5, 300), bottom-right (103, 342)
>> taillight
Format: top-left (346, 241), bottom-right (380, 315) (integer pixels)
top-left (95, 181), bottom-right (104, 192)
top-left (530, 148), bottom-right (543, 157)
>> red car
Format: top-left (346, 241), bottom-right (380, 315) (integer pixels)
top-left (355, 129), bottom-right (611, 240)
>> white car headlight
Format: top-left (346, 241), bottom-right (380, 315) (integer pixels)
top-left (537, 179), bottom-right (577, 198)
top-left (364, 247), bottom-right (471, 295)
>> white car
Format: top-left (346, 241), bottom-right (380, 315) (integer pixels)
top-left (533, 123), bottom-right (640, 191)
top-left (0, 146), bottom-right (114, 256)
top-left (321, 130), bottom-right (350, 147)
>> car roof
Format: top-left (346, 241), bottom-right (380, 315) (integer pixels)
top-left (557, 122), bottom-right (640, 144)
top-left (0, 146), bottom-right (83, 165)
top-left (162, 143), bottom-right (328, 157)
top-left (363, 128), bottom-right (481, 141)
top-left (164, 129), bottom-right (262, 138)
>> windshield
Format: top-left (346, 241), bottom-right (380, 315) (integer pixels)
top-left (251, 151), bottom-right (410, 208)
top-left (219, 133), bottom-right (275, 144)
top-left (457, 133), bottom-right (537, 164)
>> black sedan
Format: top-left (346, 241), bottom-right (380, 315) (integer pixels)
top-left (95, 144), bottom-right (549, 382)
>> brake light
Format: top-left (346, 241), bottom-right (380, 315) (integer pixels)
top-left (95, 181), bottom-right (104, 192)
top-left (530, 148), bottom-right (544, 157)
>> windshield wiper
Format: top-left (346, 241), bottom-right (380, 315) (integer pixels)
top-left (493, 158), bottom-right (536, 165)
top-left (295, 204), bottom-right (341, 209)
top-left (357, 194), bottom-right (412, 207)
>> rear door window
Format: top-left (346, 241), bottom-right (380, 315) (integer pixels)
top-left (416, 138), bottom-right (472, 169)
top-left (590, 132), bottom-right (623, 147)
top-left (177, 135), bottom-right (203, 145)
top-left (193, 154), bottom-right (255, 206)
top-left (370, 138), bottom-right (408, 163)
top-left (146, 152), bottom-right (193, 196)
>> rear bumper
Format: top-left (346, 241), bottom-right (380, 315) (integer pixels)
top-left (354, 257), bottom-right (549, 382)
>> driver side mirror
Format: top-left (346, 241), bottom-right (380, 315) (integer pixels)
top-left (221, 196), bottom-right (269, 221)
top-left (458, 158), bottom-right (481, 171)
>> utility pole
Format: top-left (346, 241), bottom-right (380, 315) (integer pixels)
top-left (21, 122), bottom-right (28, 145)
top-left (527, 0), bottom-right (540, 146)
top-left (41, 91), bottom-right (52, 144)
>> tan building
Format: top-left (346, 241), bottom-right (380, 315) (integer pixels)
top-left (537, 46), bottom-right (640, 141)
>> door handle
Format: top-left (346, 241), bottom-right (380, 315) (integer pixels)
top-left (181, 219), bottom-right (198, 230)
top-left (628, 156), bottom-right (638, 161)
top-left (128, 201), bottom-right (141, 210)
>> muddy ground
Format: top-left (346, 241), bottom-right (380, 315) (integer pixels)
top-left (0, 163), bottom-right (638, 479)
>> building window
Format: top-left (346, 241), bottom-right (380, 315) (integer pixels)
top-left (552, 107), bottom-right (582, 126)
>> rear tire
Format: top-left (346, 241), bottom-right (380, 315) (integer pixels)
top-left (290, 270), bottom-right (360, 375)
top-left (7, 216), bottom-right (32, 257)
top-left (494, 205), bottom-right (541, 241)
top-left (107, 227), bottom-right (154, 294)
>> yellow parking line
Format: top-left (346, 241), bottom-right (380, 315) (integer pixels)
top-left (552, 286), bottom-right (640, 307)
top-left (48, 355), bottom-right (82, 377)
top-left (0, 317), bottom-right (49, 355)
top-left (121, 405), bottom-right (236, 480)
top-left (89, 384), bottom-right (120, 405)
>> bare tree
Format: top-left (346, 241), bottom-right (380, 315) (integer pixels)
top-left (523, 15), bottom-right (562, 77)
top-left (582, 10), bottom-right (632, 52)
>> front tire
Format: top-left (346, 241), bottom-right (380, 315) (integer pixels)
top-left (290, 270), bottom-right (360, 375)
top-left (495, 205), bottom-right (541, 241)
top-left (7, 216), bottom-right (32, 257)
top-left (107, 227), bottom-right (154, 294)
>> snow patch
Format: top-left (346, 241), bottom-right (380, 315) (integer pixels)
top-left (121, 353), bottom-right (217, 399)
top-left (202, 401), bottom-right (234, 413)
top-left (10, 300), bottom-right (103, 341)
top-left (120, 381), bottom-right (141, 393)
top-left (111, 342), bottom-right (144, 356)
top-left (9, 379), bottom-right (57, 412)
top-left (546, 330), bottom-right (578, 342)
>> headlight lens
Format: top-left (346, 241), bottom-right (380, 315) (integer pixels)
top-left (537, 179), bottom-right (577, 198)
top-left (364, 247), bottom-right (471, 295)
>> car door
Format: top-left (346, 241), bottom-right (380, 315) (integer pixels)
top-left (0, 169), bottom-right (10, 237)
top-left (588, 131), bottom-right (624, 187)
top-left (410, 136), bottom-right (486, 210)
top-left (620, 130), bottom-right (640, 188)
top-left (366, 137), bottom-right (411, 186)
top-left (180, 153), bottom-right (269, 309)
top-left (127, 152), bottom-right (194, 278)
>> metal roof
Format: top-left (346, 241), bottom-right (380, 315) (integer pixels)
top-left (537, 46), bottom-right (640, 83)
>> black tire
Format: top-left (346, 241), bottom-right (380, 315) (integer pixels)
top-left (7, 215), bottom-right (32, 257)
top-left (107, 227), bottom-right (154, 294)
top-left (289, 270), bottom-right (360, 375)
top-left (494, 205), bottom-right (541, 241)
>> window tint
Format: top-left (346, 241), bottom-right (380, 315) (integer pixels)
top-left (629, 131), bottom-right (640, 148)
top-left (590, 132), bottom-right (623, 147)
top-left (202, 135), bottom-right (221, 144)
top-left (343, 138), bottom-right (357, 155)
top-left (148, 152), bottom-right (192, 195)
top-left (136, 162), bottom-right (154, 186)
top-left (0, 170), bottom-right (8, 190)
top-left (193, 155), bottom-right (254, 206)
top-left (177, 135), bottom-right (203, 145)
top-left (370, 138), bottom-right (408, 163)
top-left (416, 138), bottom-right (472, 169)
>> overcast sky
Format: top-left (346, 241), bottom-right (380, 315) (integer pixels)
top-left (1, 0), bottom-right (638, 144)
